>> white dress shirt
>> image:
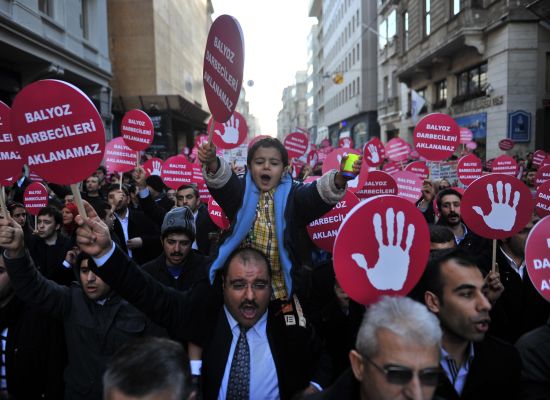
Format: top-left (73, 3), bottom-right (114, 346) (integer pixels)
top-left (218, 307), bottom-right (279, 400)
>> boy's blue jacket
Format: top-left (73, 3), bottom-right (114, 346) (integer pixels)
top-left (206, 161), bottom-right (343, 296)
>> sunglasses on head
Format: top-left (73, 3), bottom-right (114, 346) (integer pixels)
top-left (364, 356), bottom-right (440, 386)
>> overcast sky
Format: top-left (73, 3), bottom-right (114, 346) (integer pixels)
top-left (212, 0), bottom-right (316, 136)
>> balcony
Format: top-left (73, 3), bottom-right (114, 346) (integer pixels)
top-left (397, 8), bottom-right (488, 82)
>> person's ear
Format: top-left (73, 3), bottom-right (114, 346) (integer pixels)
top-left (349, 350), bottom-right (365, 382)
top-left (425, 291), bottom-right (441, 313)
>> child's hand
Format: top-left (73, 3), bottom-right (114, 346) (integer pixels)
top-left (198, 142), bottom-right (218, 173)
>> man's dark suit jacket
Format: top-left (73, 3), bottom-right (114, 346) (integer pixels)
top-left (89, 246), bottom-right (331, 400)
top-left (113, 208), bottom-right (161, 265)
top-left (201, 296), bottom-right (331, 400)
top-left (489, 248), bottom-right (550, 343)
top-left (434, 336), bottom-right (521, 400)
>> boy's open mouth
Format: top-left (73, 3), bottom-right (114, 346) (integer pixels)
top-left (260, 174), bottom-right (271, 184)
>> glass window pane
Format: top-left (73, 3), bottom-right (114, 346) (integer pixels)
top-left (388, 10), bottom-right (397, 39)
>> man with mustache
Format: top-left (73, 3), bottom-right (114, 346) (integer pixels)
top-left (417, 248), bottom-right (521, 399)
top-left (72, 204), bottom-right (331, 399)
top-left (141, 206), bottom-right (209, 292)
top-left (436, 189), bottom-right (491, 271)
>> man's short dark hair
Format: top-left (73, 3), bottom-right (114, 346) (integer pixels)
top-left (429, 224), bottom-right (455, 245)
top-left (96, 165), bottom-right (107, 175)
top-left (414, 248), bottom-right (478, 305)
top-left (107, 184), bottom-right (129, 197)
top-left (247, 137), bottom-right (289, 167)
top-left (177, 184), bottom-right (199, 199)
top-left (103, 337), bottom-right (189, 400)
top-left (38, 206), bottom-right (62, 226)
top-left (436, 188), bottom-right (463, 211)
top-left (221, 247), bottom-right (272, 280)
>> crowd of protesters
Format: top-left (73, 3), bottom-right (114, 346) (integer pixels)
top-left (0, 137), bottom-right (548, 400)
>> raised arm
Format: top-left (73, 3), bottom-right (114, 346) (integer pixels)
top-left (0, 215), bottom-right (71, 319)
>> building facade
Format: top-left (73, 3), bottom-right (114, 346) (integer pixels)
top-left (108, 0), bottom-right (212, 157)
top-left (310, 0), bottom-right (379, 150)
top-left (378, 0), bottom-right (550, 160)
top-left (277, 70), bottom-right (308, 141)
top-left (0, 0), bottom-right (112, 135)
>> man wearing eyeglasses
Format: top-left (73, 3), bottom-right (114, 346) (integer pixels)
top-left (419, 248), bottom-right (521, 400)
top-left (141, 207), bottom-right (209, 292)
top-left (306, 296), bottom-right (442, 400)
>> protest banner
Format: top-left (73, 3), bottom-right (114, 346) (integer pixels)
top-left (208, 197), bottom-right (230, 230)
top-left (307, 191), bottom-right (359, 252)
top-left (532, 150), bottom-right (547, 168)
top-left (355, 170), bottom-right (397, 200)
top-left (393, 171), bottom-right (423, 203)
top-left (306, 149), bottom-right (318, 167)
top-left (413, 113), bottom-right (460, 161)
top-left (121, 109), bottom-right (154, 154)
top-left (161, 155), bottom-right (193, 190)
top-left (333, 195), bottom-right (430, 305)
top-left (405, 161), bottom-right (429, 180)
top-left (535, 165), bottom-right (550, 188)
top-left (466, 141), bottom-right (477, 151)
top-left (0, 101), bottom-right (23, 216)
top-left (209, 111), bottom-right (248, 149)
top-left (104, 137), bottom-right (136, 173)
top-left (525, 215), bottom-right (550, 302)
top-left (461, 173), bottom-right (534, 273)
top-left (11, 79), bottom-right (105, 216)
top-left (222, 142), bottom-right (248, 168)
top-left (385, 138), bottom-right (411, 163)
top-left (338, 136), bottom-right (353, 148)
top-left (498, 139), bottom-right (515, 151)
top-left (191, 165), bottom-right (211, 203)
top-left (203, 14), bottom-right (244, 130)
top-left (492, 155), bottom-right (518, 176)
top-left (284, 132), bottom-right (309, 158)
top-left (143, 157), bottom-right (163, 177)
top-left (460, 127), bottom-right (473, 144)
top-left (382, 161), bottom-right (400, 175)
top-left (457, 154), bottom-right (483, 186)
top-left (23, 182), bottom-right (48, 216)
top-left (363, 137), bottom-right (385, 168)
top-left (321, 148), bottom-right (360, 174)
top-left (535, 180), bottom-right (550, 218)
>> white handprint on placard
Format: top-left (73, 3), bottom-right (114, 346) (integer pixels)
top-left (472, 181), bottom-right (520, 231)
top-left (215, 115), bottom-right (240, 144)
top-left (367, 144), bottom-right (380, 164)
top-left (351, 208), bottom-right (414, 291)
top-left (151, 160), bottom-right (162, 176)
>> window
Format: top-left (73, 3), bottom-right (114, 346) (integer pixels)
top-left (425, 0), bottom-right (431, 36)
top-left (379, 19), bottom-right (387, 48)
top-left (435, 80), bottom-right (447, 108)
top-left (453, 0), bottom-right (461, 16)
top-left (39, 0), bottom-right (53, 17)
top-left (383, 76), bottom-right (389, 99)
top-left (353, 80), bottom-right (356, 96)
top-left (456, 63), bottom-right (488, 100)
top-left (403, 11), bottom-right (409, 51)
top-left (546, 53), bottom-right (550, 92)
top-left (356, 9), bottom-right (359, 26)
top-left (387, 10), bottom-right (396, 39)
